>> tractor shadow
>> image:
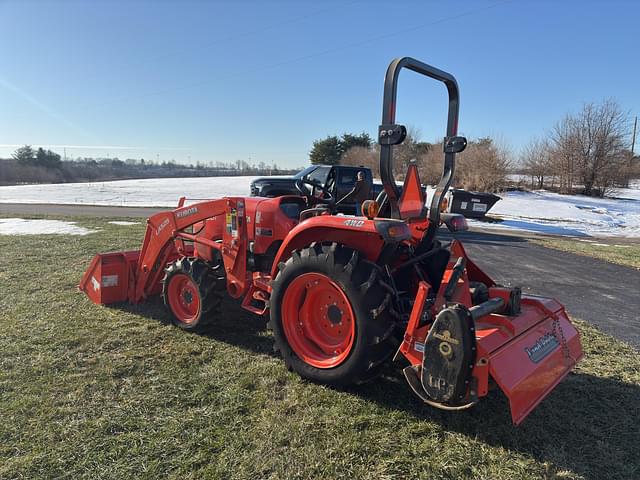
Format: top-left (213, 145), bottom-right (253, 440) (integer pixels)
top-left (109, 239), bottom-right (638, 478)
top-left (440, 228), bottom-right (530, 248)
top-left (198, 298), bottom-right (275, 357)
top-left (115, 295), bottom-right (639, 477)
top-left (351, 367), bottom-right (640, 479)
top-left (112, 296), bottom-right (276, 357)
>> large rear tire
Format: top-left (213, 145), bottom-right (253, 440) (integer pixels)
top-left (269, 243), bottom-right (398, 386)
top-left (162, 257), bottom-right (224, 330)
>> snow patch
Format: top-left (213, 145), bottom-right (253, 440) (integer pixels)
top-left (0, 218), bottom-right (95, 235)
top-left (108, 221), bottom-right (140, 226)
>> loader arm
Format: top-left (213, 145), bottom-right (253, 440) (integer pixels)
top-left (132, 199), bottom-right (228, 302)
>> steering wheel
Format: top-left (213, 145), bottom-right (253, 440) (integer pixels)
top-left (295, 178), bottom-right (335, 206)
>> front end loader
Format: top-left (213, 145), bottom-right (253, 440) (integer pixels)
top-left (80, 57), bottom-right (582, 425)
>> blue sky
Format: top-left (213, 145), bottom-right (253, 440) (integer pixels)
top-left (0, 0), bottom-right (638, 168)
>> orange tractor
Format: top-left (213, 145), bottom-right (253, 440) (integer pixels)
top-left (80, 57), bottom-right (582, 424)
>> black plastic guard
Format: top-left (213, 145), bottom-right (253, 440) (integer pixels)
top-left (421, 304), bottom-right (477, 403)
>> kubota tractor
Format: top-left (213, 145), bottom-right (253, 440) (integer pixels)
top-left (80, 57), bottom-right (583, 424)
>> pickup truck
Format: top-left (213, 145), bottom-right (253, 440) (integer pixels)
top-left (250, 165), bottom-right (384, 212)
top-left (250, 164), bottom-right (471, 231)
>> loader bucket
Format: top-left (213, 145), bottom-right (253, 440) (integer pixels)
top-left (79, 251), bottom-right (140, 305)
top-left (477, 295), bottom-right (583, 425)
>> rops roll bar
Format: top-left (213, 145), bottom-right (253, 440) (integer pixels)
top-left (377, 57), bottom-right (467, 228)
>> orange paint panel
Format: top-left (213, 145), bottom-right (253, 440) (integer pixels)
top-left (488, 311), bottom-right (583, 424)
top-left (79, 251), bottom-right (139, 305)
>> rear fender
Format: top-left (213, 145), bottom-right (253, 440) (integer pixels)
top-left (270, 215), bottom-right (386, 276)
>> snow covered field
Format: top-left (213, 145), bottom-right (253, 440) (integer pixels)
top-left (0, 176), bottom-right (260, 207)
top-left (468, 187), bottom-right (640, 238)
top-left (1, 176), bottom-right (639, 238)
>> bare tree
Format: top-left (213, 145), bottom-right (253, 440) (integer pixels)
top-left (418, 136), bottom-right (510, 191)
top-left (342, 126), bottom-right (433, 181)
top-left (550, 99), bottom-right (629, 197)
top-left (341, 146), bottom-right (379, 176)
top-left (390, 127), bottom-right (431, 178)
top-left (521, 137), bottom-right (553, 189)
top-left (457, 137), bottom-right (511, 191)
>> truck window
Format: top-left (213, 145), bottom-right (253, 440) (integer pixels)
top-left (307, 166), bottom-right (330, 184)
top-left (294, 166), bottom-right (317, 179)
top-left (325, 169), bottom-right (336, 192)
top-left (338, 170), bottom-right (356, 185)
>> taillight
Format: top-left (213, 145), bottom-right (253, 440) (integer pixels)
top-left (374, 220), bottom-right (411, 242)
top-left (442, 213), bottom-right (468, 232)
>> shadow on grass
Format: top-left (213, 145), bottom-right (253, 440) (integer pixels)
top-left (112, 296), bottom-right (638, 479)
top-left (352, 368), bottom-right (639, 479)
top-left (112, 296), bottom-right (275, 357)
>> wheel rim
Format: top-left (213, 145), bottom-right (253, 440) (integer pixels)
top-left (281, 272), bottom-right (355, 368)
top-left (167, 273), bottom-right (201, 324)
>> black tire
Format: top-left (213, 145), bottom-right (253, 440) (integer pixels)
top-left (269, 242), bottom-right (399, 386)
top-left (162, 257), bottom-right (225, 330)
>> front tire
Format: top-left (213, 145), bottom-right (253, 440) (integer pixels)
top-left (269, 243), bottom-right (398, 386)
top-left (162, 257), bottom-right (224, 330)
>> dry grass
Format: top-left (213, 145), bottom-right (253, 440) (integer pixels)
top-left (533, 237), bottom-right (640, 270)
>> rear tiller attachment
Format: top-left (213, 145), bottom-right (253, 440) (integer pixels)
top-left (398, 241), bottom-right (582, 424)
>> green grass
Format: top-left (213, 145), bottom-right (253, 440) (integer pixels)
top-left (533, 237), bottom-right (640, 269)
top-left (1, 215), bottom-right (639, 479)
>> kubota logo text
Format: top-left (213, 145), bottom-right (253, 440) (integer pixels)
top-left (176, 206), bottom-right (198, 218)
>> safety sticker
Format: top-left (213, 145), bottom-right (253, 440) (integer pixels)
top-left (102, 275), bottom-right (119, 288)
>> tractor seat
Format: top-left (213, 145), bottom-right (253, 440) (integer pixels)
top-left (299, 206), bottom-right (331, 222)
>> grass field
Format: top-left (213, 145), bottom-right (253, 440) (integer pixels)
top-left (1, 216), bottom-right (639, 479)
top-left (533, 237), bottom-right (640, 270)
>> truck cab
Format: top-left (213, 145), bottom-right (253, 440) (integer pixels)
top-left (250, 165), bottom-right (382, 213)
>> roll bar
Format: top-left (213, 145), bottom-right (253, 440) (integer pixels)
top-left (378, 57), bottom-right (466, 227)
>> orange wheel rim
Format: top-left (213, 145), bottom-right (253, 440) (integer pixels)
top-left (281, 272), bottom-right (355, 368)
top-left (168, 273), bottom-right (201, 324)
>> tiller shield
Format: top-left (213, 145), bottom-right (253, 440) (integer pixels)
top-left (399, 241), bottom-right (583, 425)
